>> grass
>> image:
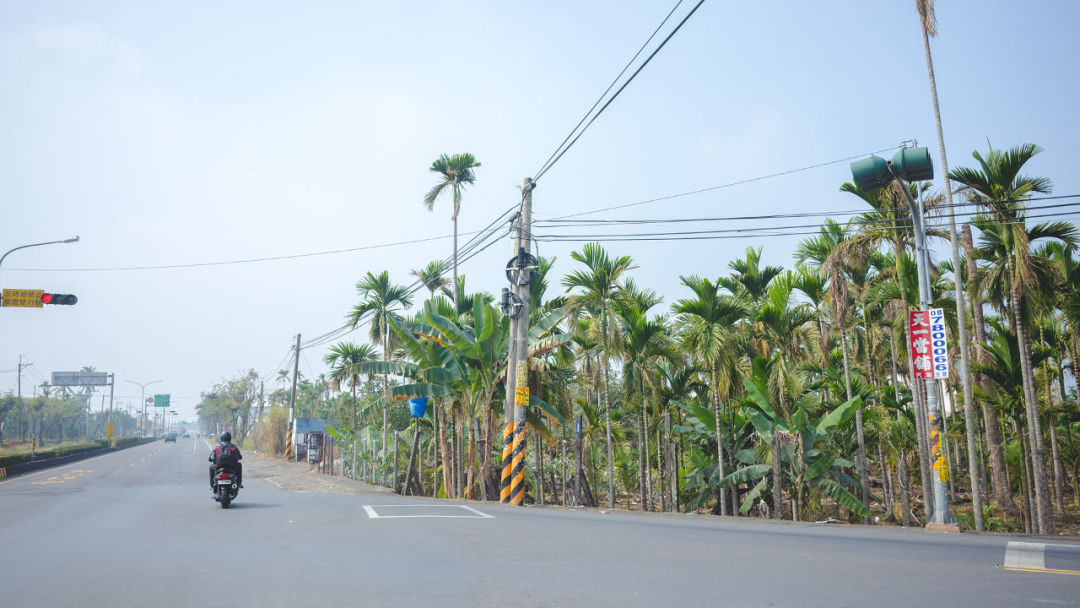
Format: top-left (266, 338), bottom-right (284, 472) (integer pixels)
top-left (0, 439), bottom-right (97, 457)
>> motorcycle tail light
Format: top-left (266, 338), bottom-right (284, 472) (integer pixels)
top-left (218, 472), bottom-right (229, 478)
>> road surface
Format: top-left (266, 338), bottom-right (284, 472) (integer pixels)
top-left (1, 437), bottom-right (1076, 607)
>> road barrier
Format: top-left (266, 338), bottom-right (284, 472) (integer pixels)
top-left (0, 437), bottom-right (156, 481)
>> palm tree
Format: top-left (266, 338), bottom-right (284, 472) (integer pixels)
top-left (411, 259), bottom-right (452, 297)
top-left (348, 270), bottom-right (414, 478)
top-left (620, 305), bottom-right (673, 511)
top-left (915, 0), bottom-right (984, 531)
top-left (795, 219), bottom-right (870, 520)
top-left (563, 242), bottom-right (635, 508)
top-left (672, 275), bottom-right (748, 516)
top-left (951, 142), bottom-right (1073, 534)
top-left (323, 342), bottom-right (380, 433)
top-left (423, 153), bottom-right (481, 314)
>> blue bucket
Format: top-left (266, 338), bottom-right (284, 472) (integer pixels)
top-left (408, 397), bottom-right (428, 418)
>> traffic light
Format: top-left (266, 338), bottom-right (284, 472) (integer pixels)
top-left (850, 146), bottom-right (934, 191)
top-left (41, 293), bottom-right (78, 305)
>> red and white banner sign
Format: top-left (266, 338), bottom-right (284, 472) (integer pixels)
top-left (909, 308), bottom-right (949, 380)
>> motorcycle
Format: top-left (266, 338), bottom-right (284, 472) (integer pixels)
top-left (212, 468), bottom-right (240, 508)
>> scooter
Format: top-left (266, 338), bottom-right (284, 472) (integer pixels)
top-left (212, 468), bottom-right (240, 508)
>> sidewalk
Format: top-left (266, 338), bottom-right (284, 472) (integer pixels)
top-left (245, 453), bottom-right (393, 496)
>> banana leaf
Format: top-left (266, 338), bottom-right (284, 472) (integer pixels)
top-left (527, 306), bottom-right (568, 342)
top-left (738, 478), bottom-right (769, 514)
top-left (389, 383), bottom-right (456, 400)
top-left (529, 393), bottom-right (566, 425)
top-left (718, 464), bottom-right (771, 488)
top-left (815, 477), bottom-right (870, 517)
top-left (360, 360), bottom-right (420, 378)
top-left (816, 396), bottom-right (862, 435)
top-left (525, 408), bottom-right (556, 445)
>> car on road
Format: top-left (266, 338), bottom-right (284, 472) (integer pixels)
top-left (164, 433), bottom-right (176, 443)
top-left (182, 432), bottom-right (190, 438)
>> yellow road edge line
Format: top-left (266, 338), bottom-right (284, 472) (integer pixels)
top-left (1004, 566), bottom-right (1080, 576)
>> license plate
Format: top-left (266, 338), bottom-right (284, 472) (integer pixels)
top-left (217, 479), bottom-right (232, 485)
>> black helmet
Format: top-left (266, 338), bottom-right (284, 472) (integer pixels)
top-left (220, 432), bottom-right (232, 443)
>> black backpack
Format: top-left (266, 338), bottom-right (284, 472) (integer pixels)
top-left (215, 445), bottom-right (238, 469)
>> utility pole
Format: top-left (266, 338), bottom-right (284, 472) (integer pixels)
top-left (509, 178), bottom-right (534, 506)
top-left (108, 373), bottom-right (115, 427)
top-left (17, 355), bottom-right (28, 441)
top-left (289, 334), bottom-right (301, 462)
top-left (500, 208), bottom-right (524, 503)
top-left (892, 168), bottom-right (956, 529)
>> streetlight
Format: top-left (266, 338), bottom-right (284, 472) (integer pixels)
top-left (0, 236), bottom-right (80, 275)
top-left (124, 379), bottom-right (161, 437)
top-left (851, 145), bottom-right (956, 528)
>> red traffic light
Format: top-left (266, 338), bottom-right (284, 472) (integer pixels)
top-left (42, 293), bottom-right (77, 305)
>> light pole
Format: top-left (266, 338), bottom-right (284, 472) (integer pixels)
top-left (0, 236), bottom-right (80, 278)
top-left (125, 379), bottom-right (161, 437)
top-left (851, 145), bottom-right (956, 528)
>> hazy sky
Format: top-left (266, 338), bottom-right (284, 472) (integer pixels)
top-left (3, 1), bottom-right (1078, 421)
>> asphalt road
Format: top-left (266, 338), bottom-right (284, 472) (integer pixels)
top-left (1, 437), bottom-right (1077, 607)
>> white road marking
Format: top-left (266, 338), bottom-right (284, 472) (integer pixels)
top-left (1006, 541), bottom-right (1046, 570)
top-left (362, 504), bottom-right (494, 519)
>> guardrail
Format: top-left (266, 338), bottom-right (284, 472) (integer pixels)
top-left (0, 437), bottom-right (157, 481)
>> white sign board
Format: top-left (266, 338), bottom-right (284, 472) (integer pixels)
top-left (52, 371), bottom-right (110, 386)
top-left (928, 308), bottom-right (949, 379)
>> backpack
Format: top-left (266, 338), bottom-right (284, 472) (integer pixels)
top-left (215, 445), bottom-right (238, 469)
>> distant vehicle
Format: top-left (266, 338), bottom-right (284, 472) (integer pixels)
top-left (182, 432), bottom-right (190, 439)
top-left (164, 433), bottom-right (177, 443)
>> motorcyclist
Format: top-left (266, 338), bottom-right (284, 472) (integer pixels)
top-left (208, 432), bottom-right (243, 490)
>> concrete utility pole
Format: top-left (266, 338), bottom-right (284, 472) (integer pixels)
top-left (288, 333), bottom-right (301, 462)
top-left (509, 178), bottom-right (534, 506)
top-left (893, 171), bottom-right (956, 528)
top-left (500, 207), bottom-right (525, 503)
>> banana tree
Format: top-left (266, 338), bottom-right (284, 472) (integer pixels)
top-left (719, 357), bottom-right (869, 520)
top-left (364, 298), bottom-right (570, 500)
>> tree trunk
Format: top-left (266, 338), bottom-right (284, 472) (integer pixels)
top-left (1011, 284), bottom-right (1054, 534)
top-left (771, 435), bottom-right (782, 519)
top-left (899, 451), bottom-right (913, 527)
top-left (713, 383), bottom-right (728, 516)
top-left (839, 317), bottom-right (870, 523)
top-left (603, 354), bottom-right (615, 509)
top-left (1019, 428), bottom-right (1035, 535)
top-left (878, 441), bottom-right (893, 519)
top-left (1050, 418), bottom-right (1065, 517)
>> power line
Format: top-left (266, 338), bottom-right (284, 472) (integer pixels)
top-left (7, 229), bottom-right (495, 273)
top-left (534, 0), bottom-right (708, 182)
top-left (533, 0), bottom-right (685, 180)
top-left (537, 195), bottom-right (1080, 227)
top-left (541, 145), bottom-right (912, 221)
top-left (535, 207), bottom-right (1080, 243)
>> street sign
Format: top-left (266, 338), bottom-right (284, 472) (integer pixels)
top-left (154, 394), bottom-right (170, 408)
top-left (1, 289), bottom-right (44, 308)
top-left (927, 308), bottom-right (949, 379)
top-left (52, 371), bottom-right (110, 386)
top-left (909, 309), bottom-right (949, 380)
top-left (146, 397), bottom-right (153, 406)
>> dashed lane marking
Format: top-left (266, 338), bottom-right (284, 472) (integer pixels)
top-left (363, 504), bottom-right (495, 519)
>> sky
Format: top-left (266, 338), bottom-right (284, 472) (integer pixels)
top-left (2, 1), bottom-right (1078, 422)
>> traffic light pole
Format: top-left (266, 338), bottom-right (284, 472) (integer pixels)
top-left (890, 165), bottom-right (956, 527)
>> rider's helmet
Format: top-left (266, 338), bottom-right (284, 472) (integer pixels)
top-left (220, 432), bottom-right (232, 444)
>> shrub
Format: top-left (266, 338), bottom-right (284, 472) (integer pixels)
top-left (253, 406), bottom-right (288, 456)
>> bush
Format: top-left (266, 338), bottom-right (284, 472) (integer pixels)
top-left (0, 437), bottom-right (154, 468)
top-left (253, 406), bottom-right (289, 456)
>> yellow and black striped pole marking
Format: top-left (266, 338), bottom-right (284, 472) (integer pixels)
top-left (510, 360), bottom-right (529, 506)
top-left (0, 468), bottom-right (7, 480)
top-left (500, 422), bottom-right (514, 504)
top-left (929, 414), bottom-right (949, 482)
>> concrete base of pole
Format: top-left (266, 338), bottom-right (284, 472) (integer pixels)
top-left (925, 523), bottom-right (961, 533)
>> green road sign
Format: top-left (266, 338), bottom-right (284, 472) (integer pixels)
top-left (154, 394), bottom-right (170, 408)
